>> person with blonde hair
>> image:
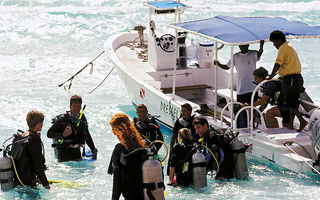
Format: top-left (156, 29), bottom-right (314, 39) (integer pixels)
top-left (168, 128), bottom-right (194, 186)
top-left (108, 113), bottom-right (147, 200)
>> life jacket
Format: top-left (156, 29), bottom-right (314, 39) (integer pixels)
top-left (51, 113), bottom-right (87, 147)
top-left (262, 81), bottom-right (284, 106)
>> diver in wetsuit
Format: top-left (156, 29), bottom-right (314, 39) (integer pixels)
top-left (12, 110), bottom-right (50, 189)
top-left (47, 95), bottom-right (97, 162)
top-left (133, 104), bottom-right (163, 153)
top-left (193, 116), bottom-right (234, 179)
top-left (168, 128), bottom-right (194, 186)
top-left (108, 113), bottom-right (148, 200)
top-left (170, 103), bottom-right (197, 152)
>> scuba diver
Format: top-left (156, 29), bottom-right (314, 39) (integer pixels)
top-left (170, 103), bottom-right (198, 152)
top-left (133, 104), bottom-right (163, 153)
top-left (47, 94), bottom-right (97, 162)
top-left (108, 113), bottom-right (165, 200)
top-left (168, 128), bottom-right (194, 187)
top-left (10, 111), bottom-right (50, 189)
top-left (193, 116), bottom-right (236, 179)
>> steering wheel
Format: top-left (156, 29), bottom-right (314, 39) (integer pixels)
top-left (156, 34), bottom-right (175, 53)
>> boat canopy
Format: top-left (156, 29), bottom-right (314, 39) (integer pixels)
top-left (168, 15), bottom-right (320, 45)
top-left (145, 1), bottom-right (186, 10)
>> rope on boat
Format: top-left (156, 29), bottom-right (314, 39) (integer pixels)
top-left (89, 66), bottom-right (115, 94)
top-left (284, 142), bottom-right (320, 175)
top-left (58, 50), bottom-right (105, 90)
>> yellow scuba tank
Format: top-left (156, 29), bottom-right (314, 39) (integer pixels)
top-left (142, 154), bottom-right (165, 200)
top-left (191, 150), bottom-right (207, 188)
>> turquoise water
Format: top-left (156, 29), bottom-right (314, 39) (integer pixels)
top-left (1, 0), bottom-right (320, 199)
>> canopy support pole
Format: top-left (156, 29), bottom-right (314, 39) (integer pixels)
top-left (214, 41), bottom-right (218, 121)
top-left (230, 45), bottom-right (234, 129)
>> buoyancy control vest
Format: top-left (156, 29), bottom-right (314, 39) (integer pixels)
top-left (0, 131), bottom-right (34, 191)
top-left (169, 143), bottom-right (195, 186)
top-left (119, 147), bottom-right (165, 200)
top-left (51, 113), bottom-right (87, 147)
top-left (134, 117), bottom-right (161, 141)
top-left (203, 128), bottom-right (236, 179)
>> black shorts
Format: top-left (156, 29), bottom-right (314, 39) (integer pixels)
top-left (278, 105), bottom-right (290, 124)
top-left (237, 92), bottom-right (258, 104)
top-left (281, 74), bottom-right (304, 109)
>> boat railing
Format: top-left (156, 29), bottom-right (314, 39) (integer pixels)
top-left (300, 99), bottom-right (319, 109)
top-left (250, 79), bottom-right (279, 134)
top-left (220, 101), bottom-right (267, 131)
top-left (234, 106), bottom-right (267, 131)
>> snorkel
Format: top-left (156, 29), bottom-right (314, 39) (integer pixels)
top-left (77, 105), bottom-right (86, 127)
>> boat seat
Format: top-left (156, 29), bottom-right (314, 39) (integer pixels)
top-left (161, 84), bottom-right (211, 93)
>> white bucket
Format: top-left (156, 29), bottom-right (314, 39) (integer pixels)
top-left (198, 42), bottom-right (214, 68)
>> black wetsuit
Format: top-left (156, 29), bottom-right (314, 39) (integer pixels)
top-left (108, 143), bottom-right (147, 200)
top-left (172, 115), bottom-right (198, 145)
top-left (169, 143), bottom-right (194, 186)
top-left (47, 112), bottom-right (96, 162)
top-left (13, 133), bottom-right (48, 187)
top-left (134, 117), bottom-right (163, 152)
top-left (202, 128), bottom-right (234, 179)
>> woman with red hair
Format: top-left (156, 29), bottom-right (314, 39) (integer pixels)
top-left (108, 113), bottom-right (147, 200)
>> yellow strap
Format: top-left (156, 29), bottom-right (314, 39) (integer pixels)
top-left (201, 144), bottom-right (220, 174)
top-left (10, 156), bottom-right (30, 187)
top-left (154, 140), bottom-right (169, 163)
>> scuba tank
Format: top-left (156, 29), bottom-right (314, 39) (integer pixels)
top-left (0, 130), bottom-right (29, 191)
top-left (142, 154), bottom-right (165, 200)
top-left (191, 150), bottom-right (207, 188)
top-left (0, 157), bottom-right (15, 191)
top-left (231, 137), bottom-right (249, 179)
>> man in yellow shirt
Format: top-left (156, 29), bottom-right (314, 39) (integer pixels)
top-left (268, 30), bottom-right (307, 132)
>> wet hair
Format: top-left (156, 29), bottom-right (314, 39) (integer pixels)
top-left (109, 113), bottom-right (146, 152)
top-left (192, 116), bottom-right (209, 127)
top-left (181, 103), bottom-right (192, 111)
top-left (70, 94), bottom-right (82, 106)
top-left (26, 110), bottom-right (44, 129)
top-left (269, 30), bottom-right (286, 43)
top-left (178, 128), bottom-right (193, 144)
top-left (136, 104), bottom-right (147, 111)
top-left (253, 67), bottom-right (269, 79)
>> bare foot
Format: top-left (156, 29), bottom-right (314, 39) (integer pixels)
top-left (297, 121), bottom-right (308, 132)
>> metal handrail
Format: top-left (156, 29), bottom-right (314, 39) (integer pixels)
top-left (220, 101), bottom-right (249, 129)
top-left (250, 79), bottom-right (279, 134)
top-left (234, 106), bottom-right (267, 131)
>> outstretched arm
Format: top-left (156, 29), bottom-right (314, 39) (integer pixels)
top-left (214, 60), bottom-right (230, 70)
top-left (267, 63), bottom-right (280, 80)
top-left (257, 40), bottom-right (264, 58)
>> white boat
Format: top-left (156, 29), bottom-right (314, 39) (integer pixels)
top-left (105, 1), bottom-right (320, 174)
